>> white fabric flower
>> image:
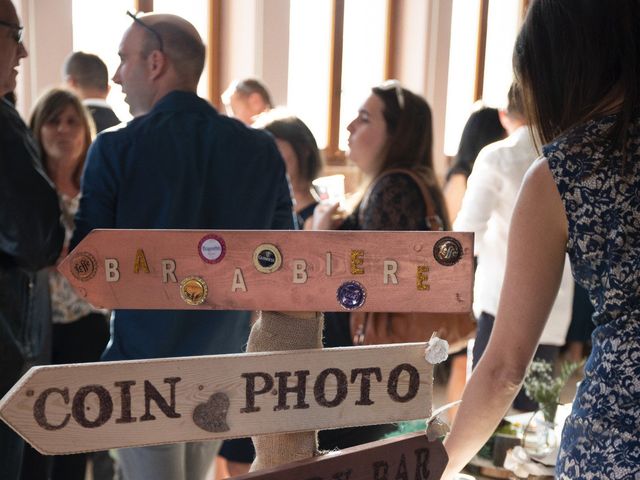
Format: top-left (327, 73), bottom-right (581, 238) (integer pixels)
top-left (503, 446), bottom-right (554, 478)
top-left (424, 337), bottom-right (448, 364)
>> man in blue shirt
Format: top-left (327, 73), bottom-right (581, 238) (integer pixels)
top-left (71, 12), bottom-right (295, 480)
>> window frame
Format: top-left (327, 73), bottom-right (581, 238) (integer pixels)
top-left (134, 0), bottom-right (222, 110)
top-left (133, 1), bottom-right (513, 169)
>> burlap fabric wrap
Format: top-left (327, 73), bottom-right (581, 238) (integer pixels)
top-left (247, 311), bottom-right (324, 472)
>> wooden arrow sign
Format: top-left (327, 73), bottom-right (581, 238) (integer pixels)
top-left (59, 230), bottom-right (473, 312)
top-left (234, 432), bottom-right (448, 480)
top-left (0, 343), bottom-right (434, 455)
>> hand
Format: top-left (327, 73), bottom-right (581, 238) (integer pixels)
top-left (309, 202), bottom-right (343, 230)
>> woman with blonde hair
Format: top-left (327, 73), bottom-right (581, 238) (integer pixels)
top-left (30, 88), bottom-right (111, 480)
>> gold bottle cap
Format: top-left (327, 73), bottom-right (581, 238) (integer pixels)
top-left (252, 243), bottom-right (282, 273)
top-left (180, 276), bottom-right (208, 306)
top-left (69, 252), bottom-right (98, 282)
top-left (433, 237), bottom-right (463, 266)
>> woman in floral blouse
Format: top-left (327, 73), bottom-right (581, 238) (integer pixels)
top-left (30, 88), bottom-right (110, 480)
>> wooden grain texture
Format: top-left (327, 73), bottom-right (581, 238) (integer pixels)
top-left (234, 432), bottom-right (448, 480)
top-left (59, 230), bottom-right (473, 312)
top-left (0, 344), bottom-right (433, 455)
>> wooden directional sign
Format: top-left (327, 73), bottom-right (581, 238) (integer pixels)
top-left (0, 344), bottom-right (434, 455)
top-left (59, 230), bottom-right (473, 312)
top-left (234, 432), bottom-right (448, 480)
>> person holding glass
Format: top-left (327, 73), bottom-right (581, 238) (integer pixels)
top-left (312, 80), bottom-right (450, 450)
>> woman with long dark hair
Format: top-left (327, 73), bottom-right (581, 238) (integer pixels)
top-left (313, 80), bottom-right (449, 233)
top-left (312, 81), bottom-right (450, 449)
top-left (442, 1), bottom-right (640, 478)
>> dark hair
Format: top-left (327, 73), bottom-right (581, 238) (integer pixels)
top-left (3, 91), bottom-right (16, 106)
top-left (236, 79), bottom-right (273, 108)
top-left (140, 21), bottom-right (205, 85)
top-left (63, 52), bottom-right (110, 92)
top-left (514, 0), bottom-right (640, 156)
top-left (29, 88), bottom-right (95, 189)
top-left (371, 85), bottom-right (451, 229)
top-left (447, 107), bottom-right (506, 180)
top-left (506, 82), bottom-right (525, 120)
top-left (263, 116), bottom-right (322, 184)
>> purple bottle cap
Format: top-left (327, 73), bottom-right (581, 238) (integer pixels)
top-left (336, 280), bottom-right (367, 310)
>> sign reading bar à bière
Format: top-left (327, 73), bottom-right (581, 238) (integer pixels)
top-left (59, 230), bottom-right (472, 313)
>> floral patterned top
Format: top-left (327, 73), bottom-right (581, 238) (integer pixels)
top-left (49, 193), bottom-right (104, 324)
top-left (547, 114), bottom-right (640, 479)
top-left (546, 114), bottom-right (640, 326)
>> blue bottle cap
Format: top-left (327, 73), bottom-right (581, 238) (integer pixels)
top-left (336, 280), bottom-right (367, 310)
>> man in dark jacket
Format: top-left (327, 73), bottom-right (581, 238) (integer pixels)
top-left (63, 51), bottom-right (121, 132)
top-left (0, 1), bottom-right (65, 479)
top-left (71, 12), bottom-right (294, 480)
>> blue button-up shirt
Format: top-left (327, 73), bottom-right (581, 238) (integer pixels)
top-left (71, 90), bottom-right (295, 360)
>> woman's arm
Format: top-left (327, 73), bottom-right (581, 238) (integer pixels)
top-left (441, 158), bottom-right (568, 478)
top-left (443, 173), bottom-right (467, 225)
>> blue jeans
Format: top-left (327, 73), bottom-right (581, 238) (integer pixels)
top-left (117, 440), bottom-right (221, 480)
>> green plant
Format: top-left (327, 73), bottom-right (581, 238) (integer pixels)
top-left (523, 359), bottom-right (584, 423)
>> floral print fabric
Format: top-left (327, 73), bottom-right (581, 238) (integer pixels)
top-left (49, 194), bottom-right (103, 324)
top-left (546, 115), bottom-right (640, 479)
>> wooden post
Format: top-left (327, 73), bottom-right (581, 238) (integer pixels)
top-left (326, 0), bottom-right (345, 162)
top-left (134, 0), bottom-right (153, 13)
top-left (384, 0), bottom-right (399, 80)
top-left (207, 0), bottom-right (222, 108)
top-left (473, 0), bottom-right (490, 101)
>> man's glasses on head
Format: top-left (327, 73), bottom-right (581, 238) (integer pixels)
top-left (0, 20), bottom-right (23, 44)
top-left (378, 79), bottom-right (405, 110)
top-left (126, 11), bottom-right (163, 52)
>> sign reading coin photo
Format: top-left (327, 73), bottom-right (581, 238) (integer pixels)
top-left (58, 230), bottom-right (473, 313)
top-left (0, 344), bottom-right (434, 454)
top-left (1, 229), bottom-right (473, 480)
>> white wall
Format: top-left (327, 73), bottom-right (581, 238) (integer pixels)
top-left (14, 0), bottom-right (73, 118)
top-left (259, 0), bottom-right (289, 107)
top-left (220, 0), bottom-right (289, 107)
top-left (395, 0), bottom-right (453, 178)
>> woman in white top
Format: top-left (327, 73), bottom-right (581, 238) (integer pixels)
top-left (454, 83), bottom-right (573, 411)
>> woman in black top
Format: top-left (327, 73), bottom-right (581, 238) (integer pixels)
top-left (312, 80), bottom-right (450, 449)
top-left (263, 115), bottom-right (322, 228)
